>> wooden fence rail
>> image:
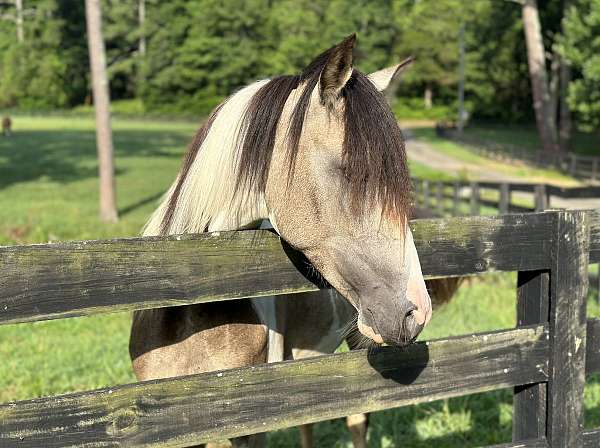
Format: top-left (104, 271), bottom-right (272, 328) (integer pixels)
top-left (0, 210), bottom-right (597, 447)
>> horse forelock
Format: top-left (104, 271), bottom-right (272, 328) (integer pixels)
top-left (236, 44), bottom-right (411, 227)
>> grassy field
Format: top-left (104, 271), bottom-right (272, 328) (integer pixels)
top-left (464, 124), bottom-right (600, 157)
top-left (409, 127), bottom-right (580, 186)
top-left (1, 116), bottom-right (599, 447)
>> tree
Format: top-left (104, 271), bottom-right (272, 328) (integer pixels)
top-left (561, 0), bottom-right (600, 131)
top-left (521, 0), bottom-right (559, 152)
top-left (85, 0), bottom-right (118, 222)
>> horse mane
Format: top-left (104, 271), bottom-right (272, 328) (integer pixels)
top-left (152, 40), bottom-right (411, 236)
top-left (236, 44), bottom-right (411, 223)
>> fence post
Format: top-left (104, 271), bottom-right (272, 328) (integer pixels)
top-left (435, 181), bottom-right (444, 216)
top-left (512, 211), bottom-right (589, 447)
top-left (570, 154), bottom-right (577, 176)
top-left (470, 182), bottom-right (480, 215)
top-left (534, 185), bottom-right (548, 212)
top-left (547, 210), bottom-right (588, 446)
top-left (452, 181), bottom-right (461, 216)
top-left (423, 180), bottom-right (430, 210)
top-left (499, 183), bottom-right (510, 214)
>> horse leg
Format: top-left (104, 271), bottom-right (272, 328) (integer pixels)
top-left (346, 413), bottom-right (369, 448)
top-left (299, 424), bottom-right (313, 448)
top-left (231, 433), bottom-right (266, 447)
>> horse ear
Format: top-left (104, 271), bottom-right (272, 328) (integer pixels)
top-left (319, 34), bottom-right (356, 108)
top-left (368, 57), bottom-right (414, 92)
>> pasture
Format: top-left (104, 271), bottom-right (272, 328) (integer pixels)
top-left (2, 116), bottom-right (600, 447)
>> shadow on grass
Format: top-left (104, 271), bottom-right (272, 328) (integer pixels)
top-left (119, 190), bottom-right (166, 216)
top-left (0, 129), bottom-right (185, 191)
top-left (268, 389), bottom-right (512, 447)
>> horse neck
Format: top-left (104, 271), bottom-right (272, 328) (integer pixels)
top-left (143, 80), bottom-right (271, 237)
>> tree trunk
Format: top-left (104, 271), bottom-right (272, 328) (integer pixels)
top-left (424, 85), bottom-right (432, 109)
top-left (15, 0), bottom-right (23, 42)
top-left (549, 52), bottom-right (560, 125)
top-left (522, 0), bottom-right (558, 152)
top-left (559, 59), bottom-right (572, 152)
top-left (138, 0), bottom-right (146, 57)
top-left (457, 22), bottom-right (466, 134)
top-left (85, 0), bottom-right (118, 222)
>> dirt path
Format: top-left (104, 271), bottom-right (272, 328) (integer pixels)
top-left (405, 134), bottom-right (600, 211)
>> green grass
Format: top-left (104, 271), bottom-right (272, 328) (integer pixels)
top-left (0, 115), bottom-right (198, 244)
top-left (465, 124), bottom-right (600, 157)
top-left (410, 127), bottom-right (579, 186)
top-left (408, 160), bottom-right (455, 182)
top-left (1, 116), bottom-right (599, 447)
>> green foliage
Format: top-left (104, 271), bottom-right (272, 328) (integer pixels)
top-left (0, 0), bottom-right (598, 130)
top-left (394, 98), bottom-right (453, 121)
top-left (561, 0), bottom-right (600, 130)
top-left (0, 0), bottom-right (71, 109)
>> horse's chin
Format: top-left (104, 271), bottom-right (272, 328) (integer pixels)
top-left (357, 319), bottom-right (384, 344)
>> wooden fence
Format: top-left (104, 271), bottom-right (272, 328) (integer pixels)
top-left (1, 210), bottom-right (599, 447)
top-left (435, 126), bottom-right (600, 181)
top-left (413, 177), bottom-right (600, 216)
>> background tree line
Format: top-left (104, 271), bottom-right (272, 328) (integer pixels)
top-left (0, 0), bottom-right (599, 131)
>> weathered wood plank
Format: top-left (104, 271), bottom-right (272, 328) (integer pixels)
top-left (534, 185), bottom-right (548, 212)
top-left (470, 182), bottom-right (480, 215)
top-left (513, 270), bottom-right (549, 441)
top-left (0, 213), bottom-right (556, 325)
top-left (499, 183), bottom-right (510, 214)
top-left (411, 213), bottom-right (554, 278)
top-left (588, 209), bottom-right (600, 263)
top-left (546, 210), bottom-right (589, 447)
top-left (0, 326), bottom-right (549, 447)
top-left (0, 231), bottom-right (316, 325)
top-left (435, 181), bottom-right (444, 215)
top-left (582, 428), bottom-right (600, 447)
top-left (488, 439), bottom-right (548, 448)
top-left (452, 180), bottom-right (461, 216)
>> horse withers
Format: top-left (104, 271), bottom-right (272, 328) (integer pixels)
top-left (130, 34), bottom-right (432, 447)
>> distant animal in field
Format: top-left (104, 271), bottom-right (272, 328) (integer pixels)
top-left (2, 117), bottom-right (11, 137)
top-left (130, 34), bottom-right (434, 447)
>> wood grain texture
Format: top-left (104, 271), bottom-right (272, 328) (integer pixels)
top-left (588, 209), bottom-right (600, 263)
top-left (513, 270), bottom-right (549, 441)
top-left (582, 428), bottom-right (600, 448)
top-left (0, 213), bottom-right (556, 325)
top-left (546, 210), bottom-right (589, 447)
top-left (0, 326), bottom-right (548, 447)
top-left (489, 439), bottom-right (548, 448)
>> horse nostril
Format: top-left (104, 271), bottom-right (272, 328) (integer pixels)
top-left (405, 305), bottom-right (417, 320)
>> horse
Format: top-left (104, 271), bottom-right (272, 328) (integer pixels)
top-left (2, 117), bottom-right (11, 137)
top-left (296, 207), bottom-right (463, 448)
top-left (130, 34), bottom-right (433, 448)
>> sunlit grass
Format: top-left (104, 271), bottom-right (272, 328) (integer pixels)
top-left (410, 127), bottom-right (580, 186)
